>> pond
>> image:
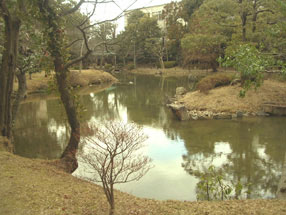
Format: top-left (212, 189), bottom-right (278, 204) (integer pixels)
top-left (14, 73), bottom-right (286, 201)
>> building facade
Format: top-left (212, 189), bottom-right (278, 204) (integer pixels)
top-left (124, 4), bottom-right (167, 31)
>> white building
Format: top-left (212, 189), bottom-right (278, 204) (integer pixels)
top-left (124, 4), bottom-right (167, 31)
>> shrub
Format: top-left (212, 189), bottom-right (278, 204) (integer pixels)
top-left (157, 61), bottom-right (177, 68)
top-left (104, 64), bottom-right (113, 72)
top-left (68, 72), bottom-right (88, 87)
top-left (197, 73), bottom-right (232, 93)
top-left (164, 61), bottom-right (177, 68)
top-left (126, 63), bottom-right (135, 70)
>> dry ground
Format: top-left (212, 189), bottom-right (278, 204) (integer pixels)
top-left (15, 69), bottom-right (117, 94)
top-left (1, 149), bottom-right (286, 215)
top-left (181, 79), bottom-right (286, 114)
top-left (129, 67), bottom-right (217, 77)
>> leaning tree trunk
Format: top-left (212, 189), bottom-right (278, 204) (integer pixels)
top-left (39, 0), bottom-right (80, 173)
top-left (0, 7), bottom-right (21, 139)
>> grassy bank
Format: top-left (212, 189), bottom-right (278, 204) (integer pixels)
top-left (181, 79), bottom-right (286, 114)
top-left (129, 67), bottom-right (216, 77)
top-left (16, 69), bottom-right (118, 94)
top-left (1, 149), bottom-right (286, 215)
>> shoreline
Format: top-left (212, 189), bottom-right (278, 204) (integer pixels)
top-left (15, 69), bottom-right (118, 95)
top-left (168, 80), bottom-right (286, 121)
top-left (0, 148), bottom-right (286, 215)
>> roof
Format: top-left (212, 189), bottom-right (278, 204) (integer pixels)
top-left (126, 3), bottom-right (168, 12)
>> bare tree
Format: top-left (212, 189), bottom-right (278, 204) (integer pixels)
top-left (79, 121), bottom-right (152, 215)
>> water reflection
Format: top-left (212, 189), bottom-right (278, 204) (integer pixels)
top-left (14, 74), bottom-right (286, 201)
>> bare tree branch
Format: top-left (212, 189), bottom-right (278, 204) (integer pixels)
top-left (79, 121), bottom-right (152, 215)
top-left (61, 0), bottom-right (85, 16)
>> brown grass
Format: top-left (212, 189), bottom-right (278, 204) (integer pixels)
top-left (130, 67), bottom-right (207, 77)
top-left (181, 79), bottom-right (286, 113)
top-left (197, 73), bottom-right (233, 93)
top-left (14, 70), bottom-right (117, 94)
top-left (1, 150), bottom-right (286, 215)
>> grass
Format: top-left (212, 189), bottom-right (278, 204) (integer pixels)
top-left (1, 149), bottom-right (286, 215)
top-left (182, 79), bottom-right (286, 113)
top-left (129, 67), bottom-right (235, 78)
top-left (196, 73), bottom-right (233, 93)
top-left (14, 70), bottom-right (117, 94)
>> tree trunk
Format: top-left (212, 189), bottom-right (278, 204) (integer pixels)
top-left (12, 70), bottom-right (27, 122)
top-left (133, 41), bottom-right (136, 69)
top-left (211, 60), bottom-right (218, 72)
top-left (39, 0), bottom-right (80, 173)
top-left (252, 0), bottom-right (257, 33)
top-left (0, 8), bottom-right (21, 139)
top-left (56, 66), bottom-right (80, 173)
top-left (109, 184), bottom-right (115, 215)
top-left (241, 12), bottom-right (247, 41)
top-left (79, 40), bottom-right (84, 73)
top-left (159, 56), bottom-right (165, 70)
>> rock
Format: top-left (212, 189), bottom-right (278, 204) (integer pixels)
top-left (236, 111), bottom-right (244, 118)
top-left (213, 114), bottom-right (232, 120)
top-left (256, 111), bottom-right (270, 116)
top-left (188, 74), bottom-right (199, 82)
top-left (191, 115), bottom-right (199, 120)
top-left (230, 78), bottom-right (241, 85)
top-left (168, 104), bottom-right (190, 121)
top-left (176, 87), bottom-right (187, 96)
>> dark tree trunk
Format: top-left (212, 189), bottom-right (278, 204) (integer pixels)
top-left (0, 4), bottom-right (21, 139)
top-left (252, 0), bottom-right (257, 33)
top-left (241, 12), bottom-right (247, 42)
top-left (12, 70), bottom-right (27, 122)
top-left (210, 60), bottom-right (218, 72)
top-left (39, 0), bottom-right (80, 173)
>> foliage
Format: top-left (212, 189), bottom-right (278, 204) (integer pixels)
top-left (180, 0), bottom-right (237, 71)
top-left (196, 73), bottom-right (232, 93)
top-left (157, 61), bottom-right (177, 69)
top-left (164, 61), bottom-right (177, 68)
top-left (219, 44), bottom-right (275, 96)
top-left (181, 33), bottom-right (226, 72)
top-left (104, 63), bottom-right (113, 72)
top-left (145, 37), bottom-right (165, 69)
top-left (79, 121), bottom-right (152, 215)
top-left (120, 10), bottom-right (162, 66)
top-left (180, 0), bottom-right (205, 22)
top-left (126, 63), bottom-right (135, 70)
top-left (195, 165), bottom-right (248, 201)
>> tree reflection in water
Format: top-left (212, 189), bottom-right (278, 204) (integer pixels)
top-left (13, 74), bottom-right (286, 200)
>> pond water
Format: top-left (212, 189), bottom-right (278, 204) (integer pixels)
top-left (14, 74), bottom-right (286, 201)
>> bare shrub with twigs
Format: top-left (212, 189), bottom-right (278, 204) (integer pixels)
top-left (78, 121), bottom-right (152, 215)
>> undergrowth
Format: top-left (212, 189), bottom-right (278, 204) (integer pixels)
top-left (197, 73), bottom-right (232, 93)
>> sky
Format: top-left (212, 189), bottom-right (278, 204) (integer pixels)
top-left (81, 0), bottom-right (180, 32)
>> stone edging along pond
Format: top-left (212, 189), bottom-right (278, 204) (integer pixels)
top-left (167, 102), bottom-right (270, 121)
top-left (167, 87), bottom-right (272, 121)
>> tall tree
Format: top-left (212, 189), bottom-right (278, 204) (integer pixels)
top-left (38, 0), bottom-right (92, 172)
top-left (0, 0), bottom-right (23, 139)
top-left (123, 10), bottom-right (161, 67)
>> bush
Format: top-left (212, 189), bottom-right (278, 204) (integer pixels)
top-left (68, 72), bottom-right (88, 87)
top-left (157, 61), bottom-right (177, 68)
top-left (164, 61), bottom-right (177, 68)
top-left (197, 73), bottom-right (232, 93)
top-left (126, 63), bottom-right (135, 70)
top-left (104, 64), bottom-right (113, 72)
